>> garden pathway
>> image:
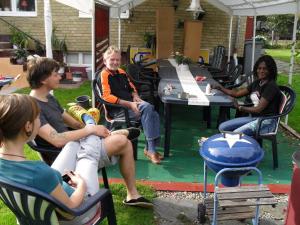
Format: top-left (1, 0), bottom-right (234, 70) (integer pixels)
top-left (153, 193), bottom-right (287, 225)
top-left (275, 59), bottom-right (300, 74)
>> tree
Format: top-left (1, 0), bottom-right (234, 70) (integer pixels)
top-left (266, 15), bottom-right (296, 44)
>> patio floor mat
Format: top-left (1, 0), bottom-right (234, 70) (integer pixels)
top-left (105, 104), bottom-right (299, 194)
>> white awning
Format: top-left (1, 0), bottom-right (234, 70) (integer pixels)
top-left (208, 0), bottom-right (300, 16)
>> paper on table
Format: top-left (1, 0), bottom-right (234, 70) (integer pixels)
top-left (168, 59), bottom-right (209, 106)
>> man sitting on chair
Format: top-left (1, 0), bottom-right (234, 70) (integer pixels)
top-left (100, 45), bottom-right (162, 164)
top-left (26, 57), bottom-right (152, 208)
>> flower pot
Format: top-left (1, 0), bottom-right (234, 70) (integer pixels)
top-left (179, 64), bottom-right (189, 71)
top-left (65, 72), bottom-right (73, 80)
top-left (72, 71), bottom-right (82, 82)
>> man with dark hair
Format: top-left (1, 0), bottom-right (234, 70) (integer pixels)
top-left (27, 57), bottom-right (152, 208)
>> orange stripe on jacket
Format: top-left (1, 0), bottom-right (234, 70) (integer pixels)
top-left (100, 68), bottom-right (137, 104)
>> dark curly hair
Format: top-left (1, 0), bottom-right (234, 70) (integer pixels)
top-left (26, 57), bottom-right (59, 89)
top-left (253, 55), bottom-right (277, 81)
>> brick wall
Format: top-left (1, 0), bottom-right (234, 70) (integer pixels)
top-left (110, 0), bottom-right (247, 57)
top-left (0, 0), bottom-right (247, 56)
top-left (0, 0), bottom-right (91, 52)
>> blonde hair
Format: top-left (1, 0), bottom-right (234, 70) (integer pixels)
top-left (103, 45), bottom-right (121, 61)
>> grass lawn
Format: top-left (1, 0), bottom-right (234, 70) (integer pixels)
top-left (0, 81), bottom-right (156, 225)
top-left (1, 75), bottom-right (299, 224)
top-left (265, 49), bottom-right (300, 64)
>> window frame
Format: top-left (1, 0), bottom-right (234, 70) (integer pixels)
top-left (0, 0), bottom-right (37, 17)
top-left (64, 52), bottom-right (92, 67)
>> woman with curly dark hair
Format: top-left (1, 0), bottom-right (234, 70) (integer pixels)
top-left (215, 55), bottom-right (282, 136)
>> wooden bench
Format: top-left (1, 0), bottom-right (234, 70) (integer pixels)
top-left (206, 185), bottom-right (277, 222)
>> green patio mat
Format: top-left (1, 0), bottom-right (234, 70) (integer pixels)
top-left (106, 104), bottom-right (298, 185)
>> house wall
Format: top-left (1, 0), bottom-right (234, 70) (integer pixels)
top-left (0, 0), bottom-right (91, 52)
top-left (110, 0), bottom-right (247, 57)
top-left (0, 0), bottom-right (247, 56)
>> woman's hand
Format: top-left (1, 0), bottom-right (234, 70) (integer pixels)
top-left (66, 171), bottom-right (86, 190)
top-left (232, 98), bottom-right (239, 109)
top-left (85, 124), bottom-right (110, 137)
top-left (211, 83), bottom-right (222, 91)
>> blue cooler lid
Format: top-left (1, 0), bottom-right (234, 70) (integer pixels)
top-left (200, 132), bottom-right (264, 166)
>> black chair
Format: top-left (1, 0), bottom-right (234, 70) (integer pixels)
top-left (254, 85), bottom-right (296, 169)
top-left (27, 141), bottom-right (110, 189)
top-left (202, 45), bottom-right (226, 73)
top-left (0, 177), bottom-right (117, 225)
top-left (126, 64), bottom-right (160, 110)
top-left (213, 64), bottom-right (243, 87)
top-left (92, 73), bottom-right (140, 160)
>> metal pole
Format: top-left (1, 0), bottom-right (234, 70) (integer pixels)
top-left (285, 13), bottom-right (299, 125)
top-left (228, 16), bottom-right (233, 63)
top-left (91, 0), bottom-right (95, 107)
top-left (118, 8), bottom-right (121, 49)
top-left (44, 0), bottom-right (53, 58)
top-left (251, 15), bottom-right (257, 71)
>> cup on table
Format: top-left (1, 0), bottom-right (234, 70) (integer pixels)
top-left (205, 83), bottom-right (211, 95)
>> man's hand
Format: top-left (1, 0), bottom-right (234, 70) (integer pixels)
top-left (132, 93), bottom-right (142, 102)
top-left (129, 101), bottom-right (141, 116)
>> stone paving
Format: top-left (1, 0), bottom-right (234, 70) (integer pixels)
top-left (153, 196), bottom-right (287, 225)
top-left (275, 59), bottom-right (300, 74)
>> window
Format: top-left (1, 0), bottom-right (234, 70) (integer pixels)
top-left (0, 0), bottom-right (37, 16)
top-left (65, 52), bottom-right (92, 66)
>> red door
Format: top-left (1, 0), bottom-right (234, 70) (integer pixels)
top-left (95, 4), bottom-right (109, 71)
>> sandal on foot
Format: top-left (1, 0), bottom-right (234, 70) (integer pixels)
top-left (111, 127), bottom-right (141, 141)
top-left (123, 197), bottom-right (153, 208)
top-left (144, 149), bottom-right (164, 160)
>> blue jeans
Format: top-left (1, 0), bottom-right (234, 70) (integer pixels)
top-left (218, 116), bottom-right (277, 136)
top-left (128, 101), bottom-right (160, 152)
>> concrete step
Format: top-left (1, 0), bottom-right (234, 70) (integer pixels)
top-left (0, 49), bottom-right (15, 57)
top-left (0, 35), bottom-right (11, 42)
top-left (0, 42), bottom-right (13, 49)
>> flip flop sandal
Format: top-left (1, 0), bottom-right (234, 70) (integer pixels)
top-left (123, 197), bottom-right (153, 208)
top-left (144, 149), bottom-right (164, 160)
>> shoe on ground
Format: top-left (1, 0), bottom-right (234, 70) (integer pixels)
top-left (110, 127), bottom-right (141, 141)
top-left (144, 149), bottom-right (164, 160)
top-left (123, 197), bottom-right (153, 208)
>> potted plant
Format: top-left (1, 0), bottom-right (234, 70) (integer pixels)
top-left (15, 48), bottom-right (28, 65)
top-left (65, 65), bottom-right (72, 80)
top-left (52, 27), bottom-right (68, 70)
top-left (174, 52), bottom-right (192, 70)
top-left (10, 27), bottom-right (29, 49)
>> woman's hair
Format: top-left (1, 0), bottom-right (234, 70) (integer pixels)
top-left (0, 94), bottom-right (40, 143)
top-left (253, 55), bottom-right (278, 81)
top-left (26, 57), bottom-right (60, 89)
top-left (103, 45), bottom-right (121, 61)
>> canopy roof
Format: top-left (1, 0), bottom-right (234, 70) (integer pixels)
top-left (58, 0), bottom-right (299, 17)
top-left (96, 0), bottom-right (146, 17)
top-left (208, 0), bottom-right (300, 16)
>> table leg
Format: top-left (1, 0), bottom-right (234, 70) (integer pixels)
top-left (217, 106), bottom-right (230, 127)
top-left (164, 103), bottom-right (171, 157)
top-left (203, 106), bottom-right (211, 128)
